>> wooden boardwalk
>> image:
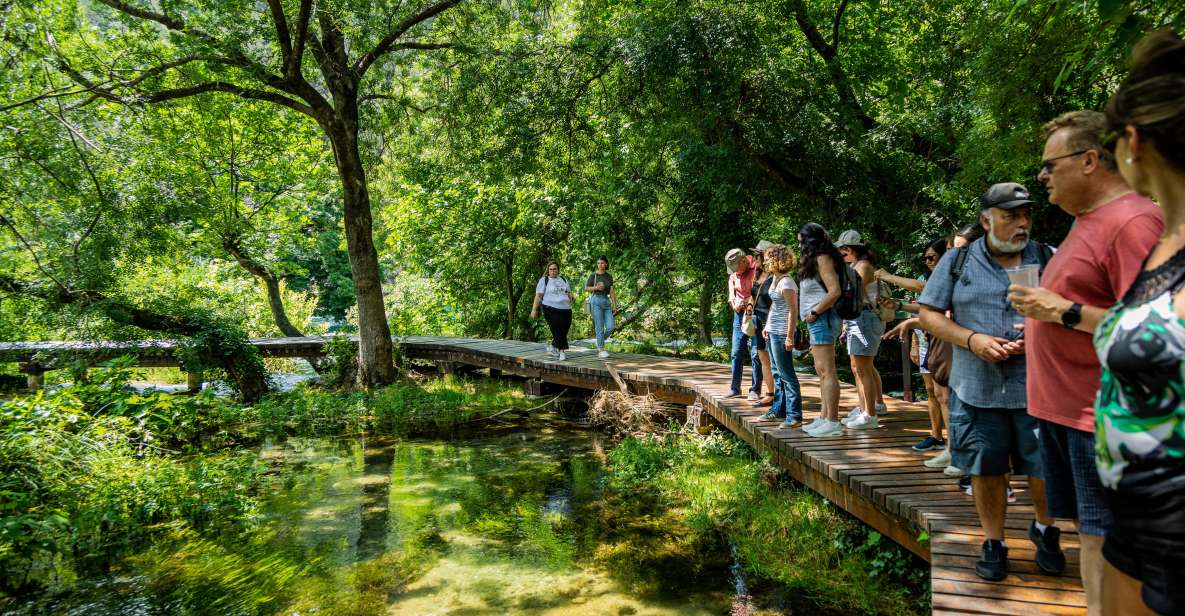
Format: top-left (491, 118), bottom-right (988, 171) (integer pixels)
top-left (0, 335), bottom-right (1087, 614)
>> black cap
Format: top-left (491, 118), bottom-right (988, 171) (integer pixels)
top-left (981, 182), bottom-right (1036, 210)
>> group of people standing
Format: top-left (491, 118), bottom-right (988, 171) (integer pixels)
top-left (723, 30), bottom-right (1184, 616)
top-left (527, 29), bottom-right (1183, 616)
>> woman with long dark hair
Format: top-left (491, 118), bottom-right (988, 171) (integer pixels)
top-left (1092, 29), bottom-right (1185, 616)
top-left (584, 256), bottom-right (618, 358)
top-left (797, 223), bottom-right (844, 437)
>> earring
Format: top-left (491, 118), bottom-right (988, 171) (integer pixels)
top-left (1125, 158), bottom-right (1133, 165)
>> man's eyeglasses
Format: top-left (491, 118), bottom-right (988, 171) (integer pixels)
top-left (1040, 150), bottom-right (1088, 175)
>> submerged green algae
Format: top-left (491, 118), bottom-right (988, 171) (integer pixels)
top-left (9, 419), bottom-right (736, 615)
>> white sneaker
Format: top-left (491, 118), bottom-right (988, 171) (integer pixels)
top-left (808, 419), bottom-right (844, 437)
top-left (942, 464), bottom-right (963, 477)
top-left (557, 351), bottom-right (566, 361)
top-left (924, 449), bottom-right (951, 468)
top-left (803, 416), bottom-right (826, 432)
top-left (847, 413), bottom-right (879, 430)
top-left (545, 343), bottom-right (557, 356)
top-left (598, 350), bottom-right (609, 359)
top-left (875, 402), bottom-right (887, 415)
top-left (747, 391), bottom-right (760, 402)
top-left (840, 407), bottom-right (864, 425)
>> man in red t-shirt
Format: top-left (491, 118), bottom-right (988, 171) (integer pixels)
top-left (1010, 111), bottom-right (1162, 610)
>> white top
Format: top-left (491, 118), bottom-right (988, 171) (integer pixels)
top-left (859, 260), bottom-right (878, 304)
top-left (536, 275), bottom-right (572, 309)
top-left (767, 276), bottom-right (799, 336)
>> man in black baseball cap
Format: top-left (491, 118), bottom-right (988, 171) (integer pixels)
top-left (981, 182), bottom-right (1036, 255)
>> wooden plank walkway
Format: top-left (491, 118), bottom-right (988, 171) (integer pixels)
top-left (0, 335), bottom-right (1087, 614)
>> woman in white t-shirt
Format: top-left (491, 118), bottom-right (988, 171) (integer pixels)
top-left (761, 244), bottom-right (803, 429)
top-left (530, 262), bottom-right (575, 361)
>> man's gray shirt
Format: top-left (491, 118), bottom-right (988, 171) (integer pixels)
top-left (918, 238), bottom-right (1046, 409)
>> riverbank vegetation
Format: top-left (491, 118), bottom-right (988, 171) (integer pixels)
top-left (1, 360), bottom-right (929, 614)
top-left (0, 361), bottom-right (524, 603)
top-left (605, 433), bottom-right (928, 615)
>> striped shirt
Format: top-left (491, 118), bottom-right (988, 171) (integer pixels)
top-left (919, 238), bottom-right (1046, 409)
top-left (767, 276), bottom-right (799, 337)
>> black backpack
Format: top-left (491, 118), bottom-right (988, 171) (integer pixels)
top-left (833, 263), bottom-right (864, 320)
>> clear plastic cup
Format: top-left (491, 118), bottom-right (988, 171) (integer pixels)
top-left (1005, 264), bottom-right (1039, 288)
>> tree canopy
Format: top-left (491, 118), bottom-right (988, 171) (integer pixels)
top-left (2, 0), bottom-right (1183, 390)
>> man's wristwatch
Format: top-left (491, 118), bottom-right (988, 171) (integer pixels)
top-left (809, 309), bottom-right (818, 318)
top-left (1061, 303), bottom-right (1083, 330)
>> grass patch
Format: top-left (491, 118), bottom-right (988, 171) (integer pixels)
top-left (605, 431), bottom-right (929, 615)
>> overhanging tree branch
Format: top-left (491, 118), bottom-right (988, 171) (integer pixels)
top-left (354, 0), bottom-right (465, 76)
top-left (289, 0), bottom-right (315, 79)
top-left (266, 0), bottom-right (294, 67)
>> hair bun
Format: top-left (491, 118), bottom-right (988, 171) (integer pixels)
top-left (1129, 30), bottom-right (1185, 79)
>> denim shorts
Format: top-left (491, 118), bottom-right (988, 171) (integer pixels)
top-left (845, 309), bottom-right (885, 356)
top-left (948, 391), bottom-right (1042, 478)
top-left (1039, 420), bottom-right (1112, 536)
top-left (806, 309), bottom-right (840, 345)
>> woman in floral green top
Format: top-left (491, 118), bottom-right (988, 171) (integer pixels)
top-left (1093, 30), bottom-right (1185, 616)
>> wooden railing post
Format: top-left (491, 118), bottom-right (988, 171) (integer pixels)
top-left (901, 336), bottom-right (914, 402)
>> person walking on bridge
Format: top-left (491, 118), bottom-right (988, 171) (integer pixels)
top-left (725, 248), bottom-right (762, 399)
top-left (585, 256), bottom-right (619, 359)
top-left (919, 183), bottom-right (1059, 582)
top-left (1008, 110), bottom-right (1162, 613)
top-left (531, 262), bottom-right (575, 362)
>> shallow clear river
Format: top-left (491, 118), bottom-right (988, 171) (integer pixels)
top-left (14, 417), bottom-right (740, 615)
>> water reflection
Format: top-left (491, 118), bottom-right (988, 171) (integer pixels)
top-left (6, 417), bottom-right (735, 615)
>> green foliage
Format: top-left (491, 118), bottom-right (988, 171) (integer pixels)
top-left (244, 375), bottom-right (528, 437)
top-left (0, 369), bottom-right (264, 596)
top-left (606, 432), bottom-right (929, 614)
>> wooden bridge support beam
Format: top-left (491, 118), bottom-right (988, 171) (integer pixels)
top-left (19, 362), bottom-right (45, 392)
top-left (187, 371), bottom-right (203, 394)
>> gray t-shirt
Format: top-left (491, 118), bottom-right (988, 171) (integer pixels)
top-left (536, 276), bottom-right (573, 309)
top-left (586, 272), bottom-right (614, 295)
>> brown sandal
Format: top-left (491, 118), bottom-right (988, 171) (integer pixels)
top-left (753, 395), bottom-right (775, 407)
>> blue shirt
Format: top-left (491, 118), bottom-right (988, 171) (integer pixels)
top-left (918, 238), bottom-right (1045, 409)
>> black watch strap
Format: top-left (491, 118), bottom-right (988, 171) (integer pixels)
top-left (1061, 303), bottom-right (1083, 329)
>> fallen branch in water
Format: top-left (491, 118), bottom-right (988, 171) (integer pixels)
top-left (475, 389), bottom-right (569, 422)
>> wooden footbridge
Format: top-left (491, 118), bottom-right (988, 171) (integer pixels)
top-left (0, 335), bottom-right (1087, 614)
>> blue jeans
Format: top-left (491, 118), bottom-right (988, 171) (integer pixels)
top-left (768, 337), bottom-right (803, 423)
top-left (730, 311), bottom-right (761, 395)
top-left (590, 294), bottom-right (614, 349)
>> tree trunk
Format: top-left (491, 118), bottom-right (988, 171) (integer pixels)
top-left (325, 116), bottom-right (396, 387)
top-left (697, 278), bottom-right (715, 346)
top-left (504, 253), bottom-right (516, 339)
